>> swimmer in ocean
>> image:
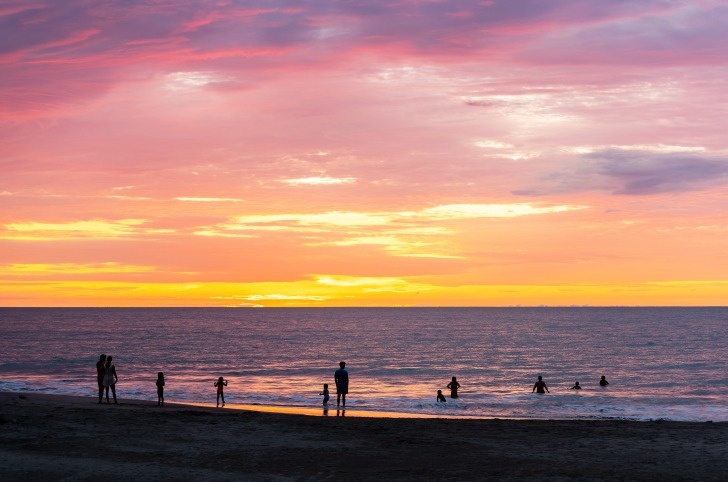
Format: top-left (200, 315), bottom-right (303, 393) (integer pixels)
top-left (532, 375), bottom-right (549, 394)
top-left (446, 376), bottom-right (461, 399)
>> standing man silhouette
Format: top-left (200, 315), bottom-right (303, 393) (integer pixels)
top-left (532, 375), bottom-right (550, 394)
top-left (334, 361), bottom-right (349, 408)
top-left (96, 354), bottom-right (106, 404)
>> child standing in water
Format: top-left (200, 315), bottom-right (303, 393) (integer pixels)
top-left (214, 377), bottom-right (228, 407)
top-left (156, 372), bottom-right (165, 406)
top-left (320, 383), bottom-right (330, 406)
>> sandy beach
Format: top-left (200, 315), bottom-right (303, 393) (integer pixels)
top-left (1, 392), bottom-right (726, 481)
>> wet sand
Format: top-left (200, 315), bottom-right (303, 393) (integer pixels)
top-left (1, 391), bottom-right (727, 481)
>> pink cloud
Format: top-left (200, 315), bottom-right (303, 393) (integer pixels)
top-left (2, 0), bottom-right (712, 121)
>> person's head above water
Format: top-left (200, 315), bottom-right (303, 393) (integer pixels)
top-left (538, 376), bottom-right (542, 380)
top-left (339, 361), bottom-right (346, 368)
top-left (452, 376), bottom-right (457, 382)
top-left (217, 376), bottom-right (224, 383)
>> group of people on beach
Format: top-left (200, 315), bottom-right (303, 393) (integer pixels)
top-left (96, 354), bottom-right (166, 406)
top-left (319, 361), bottom-right (349, 408)
top-left (95, 354), bottom-right (118, 404)
top-left (95, 355), bottom-right (609, 410)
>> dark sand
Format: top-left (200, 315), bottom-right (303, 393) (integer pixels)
top-left (1, 392), bottom-right (727, 481)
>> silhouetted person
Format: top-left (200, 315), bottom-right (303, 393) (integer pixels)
top-left (335, 361), bottom-right (349, 407)
top-left (214, 377), bottom-right (227, 407)
top-left (320, 383), bottom-right (330, 406)
top-left (437, 389), bottom-right (447, 402)
top-left (600, 375), bottom-right (609, 387)
top-left (447, 376), bottom-right (460, 399)
top-left (156, 372), bottom-right (165, 406)
top-left (103, 356), bottom-right (118, 403)
top-left (96, 354), bottom-right (106, 404)
top-left (571, 381), bottom-right (582, 390)
top-left (532, 375), bottom-right (549, 394)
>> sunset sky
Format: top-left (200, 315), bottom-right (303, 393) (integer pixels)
top-left (2, 0), bottom-right (728, 307)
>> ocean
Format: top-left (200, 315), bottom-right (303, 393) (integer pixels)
top-left (1, 307), bottom-right (726, 421)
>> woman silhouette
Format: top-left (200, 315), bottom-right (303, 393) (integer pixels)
top-left (103, 356), bottom-right (118, 404)
top-left (446, 376), bottom-right (461, 399)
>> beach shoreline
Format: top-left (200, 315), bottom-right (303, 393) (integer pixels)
top-left (2, 391), bottom-right (727, 481)
top-left (4, 389), bottom-right (713, 422)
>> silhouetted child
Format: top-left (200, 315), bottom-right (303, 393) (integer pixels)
top-left (437, 389), bottom-right (447, 402)
top-left (447, 376), bottom-right (461, 399)
top-left (320, 383), bottom-right (330, 406)
top-left (570, 381), bottom-right (582, 390)
top-left (214, 377), bottom-right (228, 407)
top-left (600, 375), bottom-right (609, 386)
top-left (156, 372), bottom-right (165, 406)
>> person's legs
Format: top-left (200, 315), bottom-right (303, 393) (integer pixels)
top-left (98, 381), bottom-right (104, 403)
top-left (342, 394), bottom-right (346, 407)
top-left (104, 386), bottom-right (110, 403)
top-left (110, 385), bottom-right (117, 404)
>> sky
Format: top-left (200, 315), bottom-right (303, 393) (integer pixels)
top-left (2, 0), bottom-right (728, 307)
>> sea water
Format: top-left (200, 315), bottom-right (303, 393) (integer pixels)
top-left (0, 307), bottom-right (726, 421)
